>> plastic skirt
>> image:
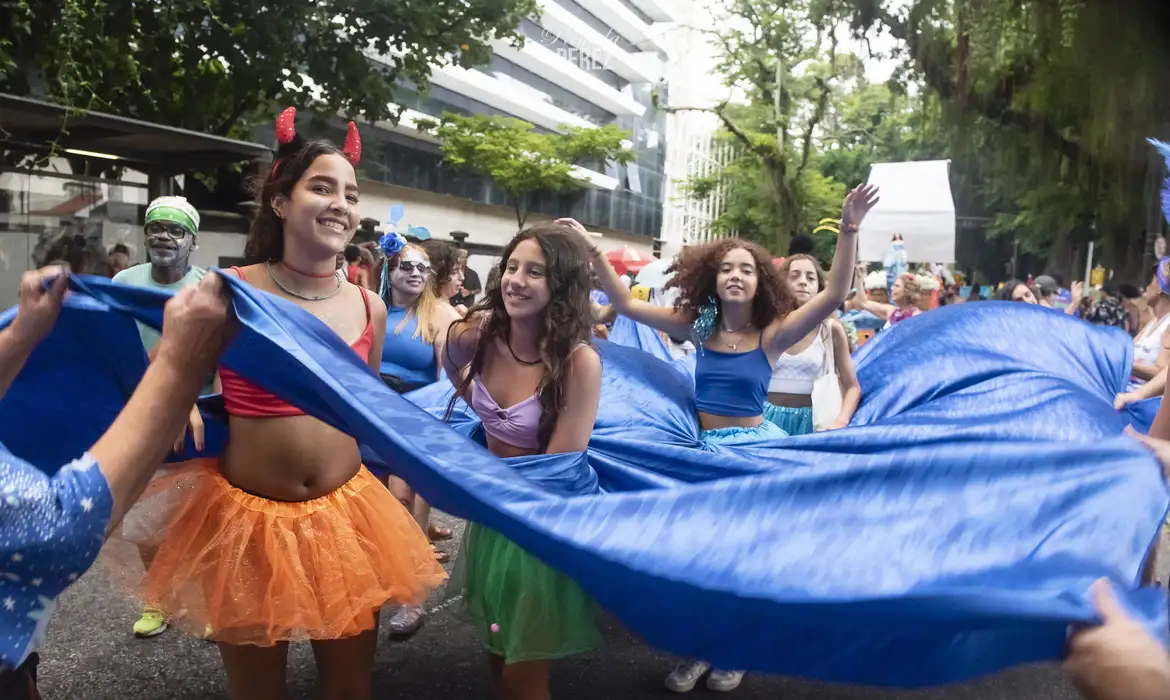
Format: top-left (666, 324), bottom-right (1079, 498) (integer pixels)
top-left (700, 420), bottom-right (789, 446)
top-left (763, 403), bottom-right (814, 436)
top-left (447, 523), bottom-right (601, 664)
top-left (105, 459), bottom-right (447, 646)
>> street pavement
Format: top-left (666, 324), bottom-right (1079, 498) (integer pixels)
top-left (38, 512), bottom-right (1163, 700)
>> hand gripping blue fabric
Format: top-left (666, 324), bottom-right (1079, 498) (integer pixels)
top-left (0, 273), bottom-right (1166, 688)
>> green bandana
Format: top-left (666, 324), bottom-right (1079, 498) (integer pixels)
top-left (145, 196), bottom-right (199, 236)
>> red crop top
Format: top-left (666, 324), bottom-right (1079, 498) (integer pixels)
top-left (220, 266), bottom-right (375, 418)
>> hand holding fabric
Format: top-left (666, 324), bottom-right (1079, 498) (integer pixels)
top-left (11, 265), bottom-right (69, 348)
top-left (154, 274), bottom-right (236, 381)
top-left (1066, 579), bottom-right (1170, 700)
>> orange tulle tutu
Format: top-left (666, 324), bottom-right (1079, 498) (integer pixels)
top-left (104, 459), bottom-right (446, 646)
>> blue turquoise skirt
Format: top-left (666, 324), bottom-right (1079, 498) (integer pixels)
top-left (763, 403), bottom-right (814, 436)
top-left (700, 421), bottom-right (789, 446)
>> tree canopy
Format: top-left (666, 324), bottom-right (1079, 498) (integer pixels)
top-left (684, 0), bottom-right (1170, 281)
top-left (416, 113), bottom-right (633, 227)
top-left (0, 0), bottom-right (538, 139)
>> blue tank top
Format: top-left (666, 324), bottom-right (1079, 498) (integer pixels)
top-left (380, 306), bottom-right (438, 385)
top-left (693, 336), bottom-right (772, 417)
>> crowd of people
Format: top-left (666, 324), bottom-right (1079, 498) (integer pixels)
top-left (0, 108), bottom-right (1167, 700)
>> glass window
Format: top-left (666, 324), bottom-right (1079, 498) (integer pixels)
top-left (519, 20), bottom-right (629, 91)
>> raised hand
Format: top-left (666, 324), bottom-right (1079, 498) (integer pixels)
top-left (555, 217), bottom-right (602, 252)
top-left (11, 265), bottom-right (70, 347)
top-left (841, 184), bottom-right (881, 230)
top-left (1071, 280), bottom-right (1085, 302)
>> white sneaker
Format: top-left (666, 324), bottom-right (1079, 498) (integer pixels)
top-left (664, 660), bottom-right (711, 693)
top-left (706, 669), bottom-right (745, 692)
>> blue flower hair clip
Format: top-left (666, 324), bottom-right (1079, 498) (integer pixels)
top-left (379, 232), bottom-right (404, 257)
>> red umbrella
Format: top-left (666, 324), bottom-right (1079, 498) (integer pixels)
top-left (606, 247), bottom-right (656, 275)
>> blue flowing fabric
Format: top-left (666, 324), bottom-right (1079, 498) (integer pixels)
top-left (0, 274), bottom-right (1167, 688)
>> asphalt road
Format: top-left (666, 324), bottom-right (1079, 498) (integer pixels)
top-left (38, 512), bottom-right (1164, 700)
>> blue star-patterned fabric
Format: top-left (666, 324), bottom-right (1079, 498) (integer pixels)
top-left (0, 452), bottom-right (111, 670)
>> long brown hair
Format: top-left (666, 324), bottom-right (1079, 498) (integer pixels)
top-left (420, 239), bottom-right (460, 296)
top-left (779, 253), bottom-right (826, 294)
top-left (666, 238), bottom-right (794, 330)
top-left (444, 223), bottom-right (593, 451)
top-left (384, 243), bottom-right (441, 342)
top-left (245, 139), bottom-right (349, 264)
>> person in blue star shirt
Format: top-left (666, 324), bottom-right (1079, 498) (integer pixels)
top-left (0, 266), bottom-right (234, 698)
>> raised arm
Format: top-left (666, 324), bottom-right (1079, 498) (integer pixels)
top-left (557, 219), bottom-right (695, 339)
top-left (765, 184), bottom-right (880, 354)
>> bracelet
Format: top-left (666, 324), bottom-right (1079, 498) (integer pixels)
top-left (842, 222), bottom-right (859, 233)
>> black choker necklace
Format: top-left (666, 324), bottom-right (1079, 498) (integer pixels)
top-left (506, 333), bottom-right (541, 366)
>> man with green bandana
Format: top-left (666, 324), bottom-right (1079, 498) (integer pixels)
top-left (114, 196), bottom-right (207, 352)
top-left (112, 195), bottom-right (208, 640)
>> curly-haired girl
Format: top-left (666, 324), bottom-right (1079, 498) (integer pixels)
top-left (441, 222), bottom-right (603, 700)
top-left (563, 183), bottom-right (879, 691)
top-left (852, 271), bottom-right (921, 329)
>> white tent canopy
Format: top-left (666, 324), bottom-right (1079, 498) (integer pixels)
top-left (858, 160), bottom-right (956, 264)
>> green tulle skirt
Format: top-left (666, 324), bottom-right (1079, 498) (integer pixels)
top-left (447, 523), bottom-right (601, 663)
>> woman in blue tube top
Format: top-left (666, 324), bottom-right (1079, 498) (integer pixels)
top-left (376, 232), bottom-right (462, 634)
top-left (562, 182), bottom-right (879, 693)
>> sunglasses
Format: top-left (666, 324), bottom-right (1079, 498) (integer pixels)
top-left (145, 222), bottom-right (193, 240)
top-left (398, 261), bottom-right (432, 275)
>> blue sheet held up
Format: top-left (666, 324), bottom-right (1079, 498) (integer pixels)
top-left (0, 275), bottom-right (1165, 689)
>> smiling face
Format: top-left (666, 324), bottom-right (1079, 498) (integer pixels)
top-left (1011, 283), bottom-right (1037, 304)
top-left (501, 239), bottom-right (551, 320)
top-left (389, 246), bottom-right (431, 301)
top-left (144, 220), bottom-right (196, 269)
top-left (786, 258), bottom-right (819, 306)
top-left (273, 152), bottom-right (359, 259)
top-left (715, 247), bottom-right (759, 303)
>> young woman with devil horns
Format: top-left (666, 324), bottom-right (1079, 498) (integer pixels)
top-left (109, 108), bottom-right (445, 700)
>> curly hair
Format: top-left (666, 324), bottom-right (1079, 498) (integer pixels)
top-left (779, 253), bottom-right (825, 294)
top-left (894, 272), bottom-right (921, 305)
top-left (420, 239), bottom-right (460, 296)
top-left (665, 238), bottom-right (794, 330)
top-left (445, 223), bottom-right (593, 451)
top-left (245, 138), bottom-right (350, 264)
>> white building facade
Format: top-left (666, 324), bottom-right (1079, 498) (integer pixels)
top-left (0, 0), bottom-right (726, 305)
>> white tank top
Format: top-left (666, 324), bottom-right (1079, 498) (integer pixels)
top-left (769, 326), bottom-right (826, 394)
top-left (1135, 313), bottom-right (1170, 367)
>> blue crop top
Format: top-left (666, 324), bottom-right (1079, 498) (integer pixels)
top-left (380, 306), bottom-right (439, 385)
top-left (693, 338), bottom-right (773, 417)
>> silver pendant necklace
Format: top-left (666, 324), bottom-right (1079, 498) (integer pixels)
top-left (720, 322), bottom-right (752, 351)
top-left (266, 261), bottom-right (342, 302)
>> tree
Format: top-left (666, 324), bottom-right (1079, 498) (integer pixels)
top-left (416, 113), bottom-right (633, 228)
top-left (0, 0), bottom-right (538, 141)
top-left (667, 0), bottom-right (866, 254)
top-left (839, 0), bottom-right (1170, 280)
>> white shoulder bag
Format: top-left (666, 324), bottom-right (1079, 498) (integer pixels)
top-left (810, 321), bottom-right (843, 431)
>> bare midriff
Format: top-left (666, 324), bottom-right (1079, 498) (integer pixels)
top-left (221, 415), bottom-right (361, 501)
top-left (697, 411), bottom-right (763, 431)
top-left (767, 392), bottom-right (813, 409)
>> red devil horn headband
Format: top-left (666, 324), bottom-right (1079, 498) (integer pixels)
top-left (272, 106), bottom-right (362, 170)
top-left (343, 121), bottom-right (361, 166)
